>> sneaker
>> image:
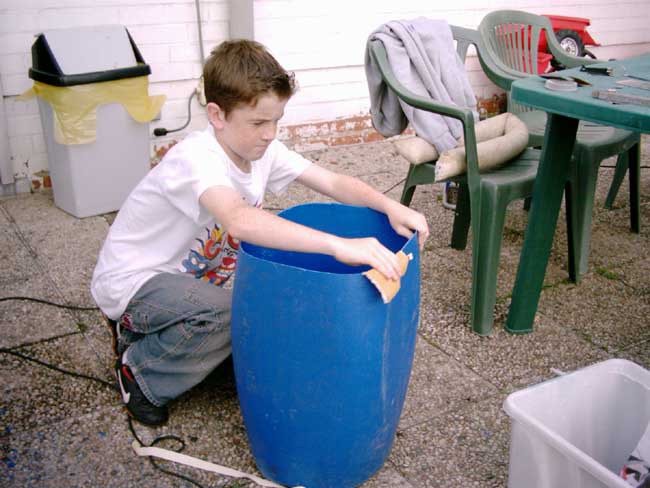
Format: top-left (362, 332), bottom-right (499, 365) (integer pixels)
top-left (115, 356), bottom-right (168, 426)
top-left (102, 313), bottom-right (123, 359)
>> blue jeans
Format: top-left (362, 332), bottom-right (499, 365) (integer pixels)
top-left (117, 272), bottom-right (232, 407)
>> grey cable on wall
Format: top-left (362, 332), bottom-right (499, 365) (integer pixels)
top-left (153, 0), bottom-right (207, 137)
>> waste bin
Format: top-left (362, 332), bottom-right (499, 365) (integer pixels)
top-left (231, 203), bottom-right (421, 488)
top-left (27, 25), bottom-right (164, 218)
top-left (504, 359), bottom-right (650, 488)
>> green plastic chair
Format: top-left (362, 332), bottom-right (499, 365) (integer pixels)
top-left (477, 9), bottom-right (641, 282)
top-left (369, 29), bottom-right (545, 335)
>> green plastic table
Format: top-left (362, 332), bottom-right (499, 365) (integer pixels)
top-left (507, 54), bottom-right (650, 333)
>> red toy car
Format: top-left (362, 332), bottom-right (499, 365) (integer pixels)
top-left (535, 15), bottom-right (600, 72)
top-left (542, 15), bottom-right (600, 58)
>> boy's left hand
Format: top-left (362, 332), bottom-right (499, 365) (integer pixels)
top-left (386, 203), bottom-right (429, 250)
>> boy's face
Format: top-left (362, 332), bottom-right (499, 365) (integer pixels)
top-left (208, 93), bottom-right (288, 169)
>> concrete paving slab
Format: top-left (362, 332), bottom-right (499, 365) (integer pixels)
top-left (617, 255), bottom-right (650, 297)
top-left (410, 191), bottom-right (458, 250)
top-left (3, 354), bottom-right (269, 488)
top-left (574, 167), bottom-right (650, 273)
top-left (418, 249), bottom-right (474, 323)
top-left (390, 394), bottom-right (511, 487)
top-left (538, 272), bottom-right (650, 353)
top-left (1, 406), bottom-right (173, 488)
top-left (578, 221), bottom-right (647, 274)
top-left (399, 336), bottom-right (499, 430)
top-left (418, 306), bottom-right (609, 392)
top-left (0, 198), bottom-right (82, 350)
top-left (0, 209), bottom-right (34, 283)
top-left (618, 337), bottom-right (650, 371)
top-left (0, 279), bottom-right (80, 349)
top-left (1, 193), bottom-right (109, 306)
top-left (1, 334), bottom-right (117, 434)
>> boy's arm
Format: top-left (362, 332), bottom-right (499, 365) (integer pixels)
top-left (296, 164), bottom-right (430, 249)
top-left (199, 185), bottom-right (402, 280)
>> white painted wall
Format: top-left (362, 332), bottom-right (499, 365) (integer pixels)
top-left (1, 0), bottom-right (649, 186)
top-left (257, 0), bottom-right (650, 126)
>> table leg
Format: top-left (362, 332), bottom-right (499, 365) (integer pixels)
top-left (506, 114), bottom-right (579, 333)
top-left (629, 142), bottom-right (641, 234)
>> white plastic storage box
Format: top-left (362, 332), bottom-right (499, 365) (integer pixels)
top-left (504, 359), bottom-right (650, 488)
top-left (30, 25), bottom-right (152, 218)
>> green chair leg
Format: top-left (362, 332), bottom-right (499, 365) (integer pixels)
top-left (566, 140), bottom-right (640, 282)
top-left (400, 165), bottom-right (417, 207)
top-left (451, 182), bottom-right (471, 250)
top-left (471, 188), bottom-right (508, 336)
top-left (628, 144), bottom-right (641, 234)
top-left (603, 143), bottom-right (640, 231)
top-left (604, 152), bottom-right (629, 210)
top-left (565, 157), bottom-right (600, 282)
top-left (400, 163), bottom-right (437, 207)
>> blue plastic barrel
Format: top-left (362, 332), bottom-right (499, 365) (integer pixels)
top-left (231, 203), bottom-right (420, 488)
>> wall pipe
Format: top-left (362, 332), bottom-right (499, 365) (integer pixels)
top-left (0, 83), bottom-right (14, 187)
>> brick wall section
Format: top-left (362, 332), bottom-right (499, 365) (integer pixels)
top-left (279, 93), bottom-right (506, 152)
top-left (280, 115), bottom-right (386, 152)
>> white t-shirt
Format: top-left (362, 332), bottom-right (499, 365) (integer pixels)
top-left (91, 124), bottom-right (311, 319)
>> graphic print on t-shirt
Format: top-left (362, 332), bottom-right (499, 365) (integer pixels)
top-left (181, 224), bottom-right (240, 285)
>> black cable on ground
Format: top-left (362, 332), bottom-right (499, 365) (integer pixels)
top-left (383, 177), bottom-right (406, 195)
top-left (0, 296), bottom-right (99, 311)
top-left (0, 347), bottom-right (116, 390)
top-left (0, 296), bottom-right (214, 488)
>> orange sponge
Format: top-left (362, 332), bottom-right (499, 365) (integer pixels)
top-left (363, 251), bottom-right (413, 304)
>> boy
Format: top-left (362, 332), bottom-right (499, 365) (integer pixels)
top-left (91, 40), bottom-right (429, 426)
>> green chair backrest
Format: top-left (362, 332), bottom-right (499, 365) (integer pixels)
top-left (477, 10), bottom-right (595, 113)
top-left (480, 10), bottom-right (548, 77)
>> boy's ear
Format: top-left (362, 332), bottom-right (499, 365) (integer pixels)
top-left (206, 102), bottom-right (226, 129)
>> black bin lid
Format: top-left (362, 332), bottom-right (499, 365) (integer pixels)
top-left (29, 26), bottom-right (151, 87)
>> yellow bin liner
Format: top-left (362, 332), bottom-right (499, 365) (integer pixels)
top-left (21, 76), bottom-right (166, 145)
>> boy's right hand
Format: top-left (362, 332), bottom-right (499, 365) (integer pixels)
top-left (331, 237), bottom-right (401, 281)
